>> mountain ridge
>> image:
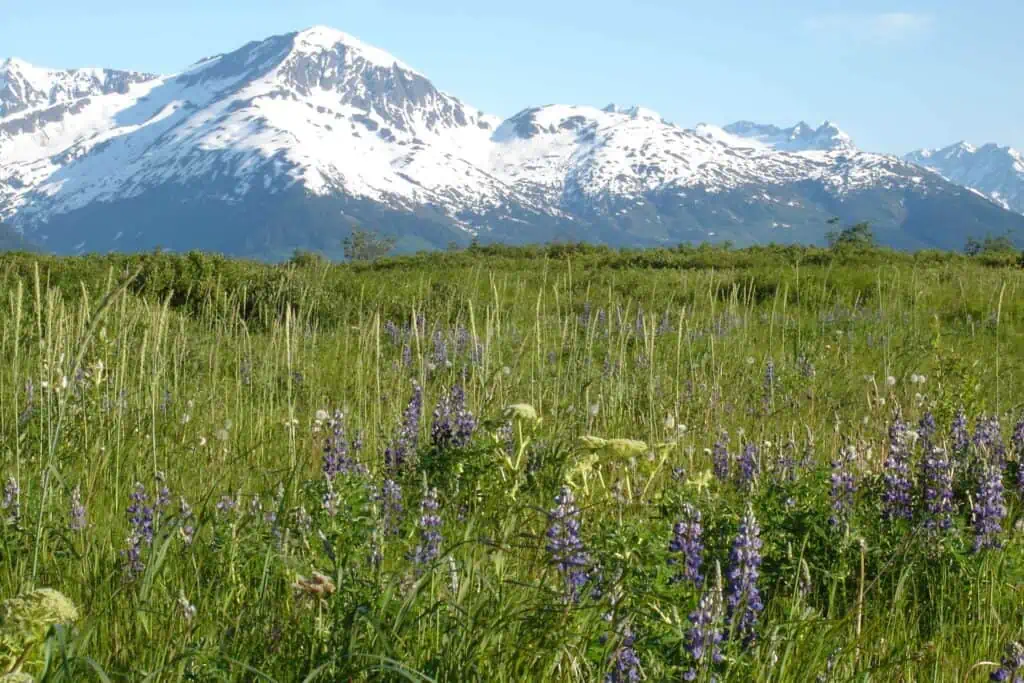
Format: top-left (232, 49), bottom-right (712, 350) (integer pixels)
top-left (2, 26), bottom-right (1022, 259)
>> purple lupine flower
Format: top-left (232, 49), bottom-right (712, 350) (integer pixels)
top-left (683, 587), bottom-right (725, 681)
top-left (455, 326), bottom-right (470, 355)
top-left (830, 445), bottom-right (857, 530)
top-left (990, 640), bottom-right (1024, 682)
top-left (412, 487), bottom-right (442, 568)
top-left (712, 430), bottom-right (730, 482)
top-left (127, 483), bottom-right (154, 545)
top-left (657, 310), bottom-right (672, 335)
top-left (579, 302), bottom-right (592, 327)
top-left (726, 506), bottom-right (764, 645)
top-left (215, 494), bottom-right (237, 515)
top-left (155, 471), bottom-right (171, 515)
top-left (881, 418), bottom-right (914, 522)
top-left (974, 416), bottom-right (1006, 464)
top-left (1013, 416), bottom-right (1024, 496)
top-left (69, 485), bottom-right (87, 531)
top-left (384, 319), bottom-right (401, 345)
top-left (668, 504), bottom-right (704, 588)
top-left (972, 462), bottom-right (1007, 552)
top-left (2, 477), bottom-right (20, 524)
top-left (764, 358), bottom-right (775, 392)
top-left (738, 442), bottom-right (760, 490)
top-left (179, 497), bottom-right (195, 545)
top-left (401, 344), bottom-right (412, 368)
top-left (546, 486), bottom-right (590, 602)
top-left (122, 482), bottom-right (154, 578)
top-left (431, 330), bottom-right (449, 367)
top-left (605, 626), bottom-right (641, 683)
top-left (498, 420), bottom-right (515, 458)
top-left (375, 478), bottom-right (404, 536)
top-left (385, 382), bottom-right (422, 471)
top-left (322, 410), bottom-right (366, 479)
top-left (920, 446), bottom-right (954, 533)
top-left (918, 412), bottom-right (937, 447)
top-left (430, 385), bottom-right (476, 450)
top-left (1013, 417), bottom-right (1024, 457)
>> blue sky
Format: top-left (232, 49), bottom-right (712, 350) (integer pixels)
top-left (2, 0), bottom-right (1021, 154)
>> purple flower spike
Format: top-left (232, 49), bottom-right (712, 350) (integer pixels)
top-left (881, 418), bottom-right (914, 522)
top-left (385, 381), bottom-right (422, 471)
top-left (726, 506), bottom-right (764, 645)
top-left (668, 504), bottom-right (704, 588)
top-left (546, 486), bottom-right (590, 603)
top-left (412, 487), bottom-right (442, 568)
top-left (972, 462), bottom-right (1007, 553)
top-left (830, 445), bottom-right (857, 531)
top-left (683, 587), bottom-right (725, 681)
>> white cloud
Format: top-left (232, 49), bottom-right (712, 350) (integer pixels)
top-left (803, 12), bottom-right (934, 42)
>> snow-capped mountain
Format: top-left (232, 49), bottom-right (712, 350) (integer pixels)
top-left (696, 120), bottom-right (855, 153)
top-left (905, 142), bottom-right (1024, 215)
top-left (1, 26), bottom-right (1022, 258)
top-left (0, 58), bottom-right (157, 117)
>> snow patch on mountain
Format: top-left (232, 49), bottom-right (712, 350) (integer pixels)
top-left (905, 141), bottom-right (1024, 214)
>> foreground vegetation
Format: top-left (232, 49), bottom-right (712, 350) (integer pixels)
top-left (1, 244), bottom-right (1023, 681)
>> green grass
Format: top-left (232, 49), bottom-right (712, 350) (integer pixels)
top-left (0, 246), bottom-right (1022, 681)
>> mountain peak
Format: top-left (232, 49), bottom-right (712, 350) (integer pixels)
top-left (291, 25), bottom-right (419, 74)
top-left (720, 119), bottom-right (853, 152)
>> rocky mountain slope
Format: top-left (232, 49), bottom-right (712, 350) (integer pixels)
top-left (905, 142), bottom-right (1024, 216)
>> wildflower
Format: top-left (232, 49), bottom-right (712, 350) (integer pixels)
top-left (431, 330), bottom-right (448, 367)
top-left (179, 497), bottom-right (195, 545)
top-left (882, 418), bottom-right (914, 522)
top-left (293, 571), bottom-right (336, 601)
top-left (920, 446), bottom-right (954, 533)
top-left (885, 375), bottom-right (896, 387)
top-left (918, 412), bottom-right (937, 447)
top-left (0, 588), bottom-right (79, 673)
top-left (683, 580), bottom-right (725, 680)
top-left (177, 591), bottom-right (197, 623)
top-left (431, 384), bottom-right (477, 450)
top-left (974, 416), bottom-right (1006, 464)
top-left (712, 430), bottom-right (730, 482)
top-left (68, 485), bottom-right (87, 531)
top-left (412, 487), bottom-right (442, 569)
top-left (385, 381), bottom-right (422, 471)
top-left (155, 471), bottom-right (171, 514)
top-left (738, 442), bottom-right (760, 490)
top-left (505, 403), bottom-right (539, 423)
top-left (972, 462), bottom-right (1007, 552)
top-left (726, 506), bottom-right (764, 645)
top-left (384, 319), bottom-right (401, 345)
top-left (951, 408), bottom-right (970, 457)
top-left (215, 494), bottom-right (237, 515)
top-left (668, 504), bottom-right (704, 588)
top-left (990, 640), bottom-right (1024, 682)
top-left (546, 486), bottom-right (590, 602)
top-left (374, 478), bottom-right (403, 536)
top-left (2, 477), bottom-right (20, 525)
top-left (322, 410), bottom-right (366, 479)
top-left (605, 625), bottom-right (641, 683)
top-left (122, 482), bottom-right (153, 578)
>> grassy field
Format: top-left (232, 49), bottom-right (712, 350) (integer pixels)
top-left (1, 245), bottom-right (1023, 681)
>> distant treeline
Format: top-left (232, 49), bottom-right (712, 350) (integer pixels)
top-left (1, 240), bottom-right (1021, 330)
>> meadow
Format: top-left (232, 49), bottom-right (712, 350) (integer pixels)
top-left (1, 244), bottom-right (1023, 681)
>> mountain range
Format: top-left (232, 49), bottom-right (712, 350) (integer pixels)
top-left (2, 26), bottom-right (1022, 259)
